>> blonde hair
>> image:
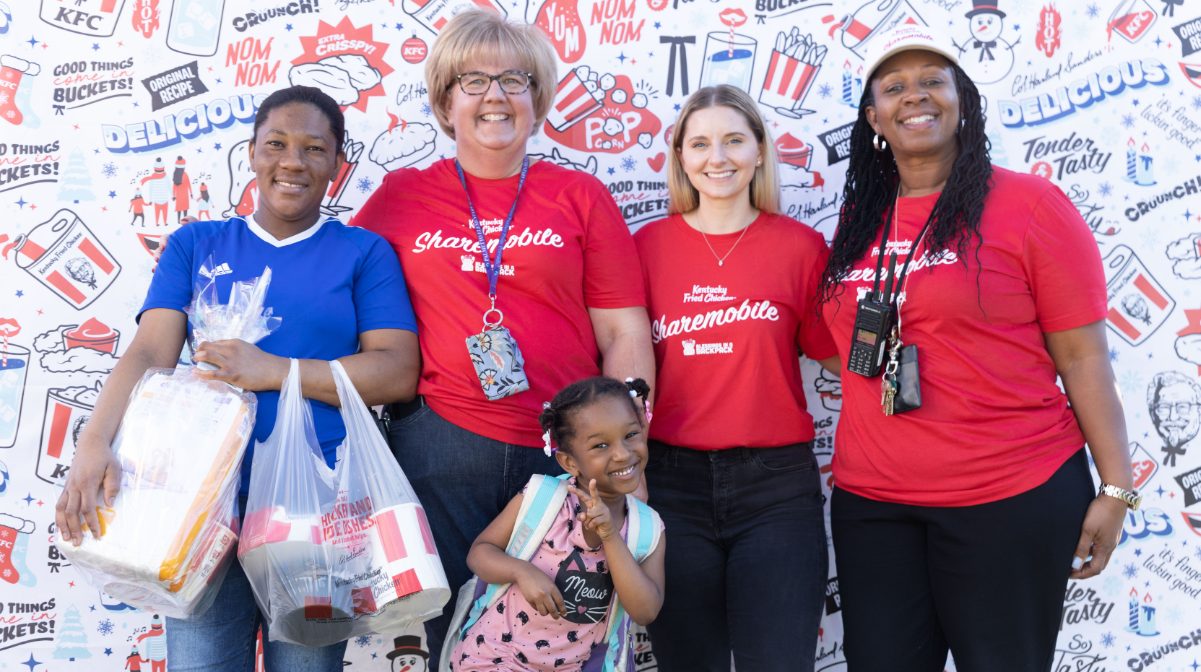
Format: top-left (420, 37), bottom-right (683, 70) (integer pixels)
top-left (425, 10), bottom-right (558, 139)
top-left (667, 85), bottom-right (780, 214)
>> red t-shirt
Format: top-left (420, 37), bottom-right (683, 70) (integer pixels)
top-left (822, 167), bottom-right (1106, 506)
top-left (353, 159), bottom-right (645, 446)
top-left (635, 212), bottom-right (837, 450)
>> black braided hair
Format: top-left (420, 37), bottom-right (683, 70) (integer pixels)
top-left (539, 376), bottom-right (651, 454)
top-left (819, 64), bottom-right (992, 304)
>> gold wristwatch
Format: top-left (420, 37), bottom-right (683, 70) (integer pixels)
top-left (1098, 483), bottom-right (1141, 511)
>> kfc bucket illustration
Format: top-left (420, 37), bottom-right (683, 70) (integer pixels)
top-left (361, 502), bottom-right (449, 629)
top-left (547, 68), bottom-right (606, 132)
top-left (1, 208), bottom-right (121, 309)
top-left (826, 0), bottom-right (925, 59)
top-left (1103, 245), bottom-right (1175, 347)
top-left (759, 29), bottom-right (826, 119)
top-left (38, 383), bottom-right (101, 485)
top-left (402, 0), bottom-right (505, 34)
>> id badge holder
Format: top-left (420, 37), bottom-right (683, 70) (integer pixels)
top-left (466, 303), bottom-right (530, 401)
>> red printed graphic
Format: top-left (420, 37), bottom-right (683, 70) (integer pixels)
top-left (1130, 443), bottom-right (1159, 490)
top-left (2, 208), bottom-right (122, 309)
top-left (593, 0), bottom-right (644, 45)
top-left (292, 17), bottom-right (394, 113)
top-left (1107, 0), bottom-right (1156, 43)
top-left (537, 0), bottom-right (585, 63)
top-left (544, 69), bottom-right (661, 154)
top-left (0, 514), bottom-right (37, 587)
top-left (1103, 245), bottom-right (1175, 346)
top-left (131, 0), bottom-right (160, 38)
top-left (1035, 4), bottom-right (1061, 57)
top-left (0, 55), bottom-right (42, 126)
top-left (1177, 307), bottom-right (1201, 374)
top-left (402, 0), bottom-right (506, 35)
top-left (400, 34), bottom-right (428, 64)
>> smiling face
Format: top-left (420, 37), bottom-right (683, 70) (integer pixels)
top-left (556, 395), bottom-right (648, 502)
top-left (248, 101), bottom-right (343, 236)
top-left (443, 56), bottom-right (536, 175)
top-left (676, 105), bottom-right (762, 209)
top-left (866, 49), bottom-right (961, 167)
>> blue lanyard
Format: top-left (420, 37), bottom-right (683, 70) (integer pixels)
top-left (455, 156), bottom-right (530, 302)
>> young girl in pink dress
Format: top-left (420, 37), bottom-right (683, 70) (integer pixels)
top-left (451, 377), bottom-right (665, 671)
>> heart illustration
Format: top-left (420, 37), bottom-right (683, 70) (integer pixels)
top-left (647, 153), bottom-right (666, 172)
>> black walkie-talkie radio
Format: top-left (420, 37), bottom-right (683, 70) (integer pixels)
top-left (847, 253), bottom-right (897, 377)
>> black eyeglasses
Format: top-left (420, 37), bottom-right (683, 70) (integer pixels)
top-left (455, 70), bottom-right (533, 95)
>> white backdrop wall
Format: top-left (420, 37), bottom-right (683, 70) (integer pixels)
top-left (1, 0), bottom-right (1200, 670)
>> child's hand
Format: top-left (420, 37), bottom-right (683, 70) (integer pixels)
top-left (514, 562), bottom-right (566, 619)
top-left (571, 479), bottom-right (615, 541)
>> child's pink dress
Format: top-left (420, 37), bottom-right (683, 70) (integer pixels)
top-left (451, 489), bottom-right (644, 671)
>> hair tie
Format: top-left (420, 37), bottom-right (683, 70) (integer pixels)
top-left (542, 429), bottom-right (555, 457)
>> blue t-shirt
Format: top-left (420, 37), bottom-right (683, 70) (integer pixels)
top-left (140, 216), bottom-right (416, 493)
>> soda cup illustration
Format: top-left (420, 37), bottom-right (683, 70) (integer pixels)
top-left (700, 32), bottom-right (757, 91)
top-left (166, 0), bottom-right (225, 56)
top-left (2, 208), bottom-right (122, 310)
top-left (547, 68), bottom-right (605, 132)
top-left (1103, 245), bottom-right (1175, 346)
top-left (0, 343), bottom-right (29, 449)
top-left (38, 384), bottom-right (100, 485)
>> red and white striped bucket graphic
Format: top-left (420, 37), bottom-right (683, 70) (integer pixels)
top-left (547, 68), bottom-right (605, 132)
top-left (7, 209), bottom-right (121, 309)
top-left (362, 503), bottom-right (449, 628)
top-left (760, 50), bottom-right (820, 113)
top-left (1103, 244), bottom-right (1174, 346)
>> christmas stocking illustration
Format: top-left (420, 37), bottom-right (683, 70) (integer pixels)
top-left (0, 513), bottom-right (37, 586)
top-left (0, 55), bottom-right (41, 126)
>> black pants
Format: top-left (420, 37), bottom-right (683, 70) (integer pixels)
top-left (831, 449), bottom-right (1093, 672)
top-left (645, 441), bottom-right (827, 672)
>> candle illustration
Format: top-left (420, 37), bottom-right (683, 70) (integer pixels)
top-left (1125, 138), bottom-right (1136, 182)
top-left (841, 60), bottom-right (863, 106)
top-left (1138, 592), bottom-right (1158, 636)
top-left (1126, 589), bottom-right (1161, 636)
top-left (1135, 142), bottom-right (1155, 186)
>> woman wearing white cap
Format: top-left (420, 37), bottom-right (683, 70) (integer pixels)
top-left (818, 24), bottom-right (1134, 671)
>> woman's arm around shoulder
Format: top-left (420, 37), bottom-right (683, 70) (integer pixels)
top-left (56, 308), bottom-right (188, 544)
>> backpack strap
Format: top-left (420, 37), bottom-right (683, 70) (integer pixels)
top-left (599, 495), bottom-right (663, 672)
top-left (459, 473), bottom-right (570, 639)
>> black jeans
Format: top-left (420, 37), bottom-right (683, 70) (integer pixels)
top-left (645, 441), bottom-right (827, 672)
top-left (831, 449), bottom-right (1093, 672)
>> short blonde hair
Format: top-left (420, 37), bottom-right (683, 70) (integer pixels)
top-left (426, 10), bottom-right (557, 139)
top-left (667, 85), bottom-right (780, 214)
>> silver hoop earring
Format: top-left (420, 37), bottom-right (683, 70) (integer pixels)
top-left (873, 134), bottom-right (887, 152)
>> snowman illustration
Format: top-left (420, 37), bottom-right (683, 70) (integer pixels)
top-left (953, 0), bottom-right (1018, 84)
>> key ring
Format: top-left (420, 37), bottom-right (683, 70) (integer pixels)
top-left (482, 308), bottom-right (504, 329)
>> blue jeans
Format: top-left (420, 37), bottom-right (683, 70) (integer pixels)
top-left (166, 558), bottom-right (347, 672)
top-left (644, 441), bottom-right (827, 672)
top-left (387, 401), bottom-right (561, 663)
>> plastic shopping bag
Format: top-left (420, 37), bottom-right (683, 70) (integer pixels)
top-left (56, 367), bottom-right (255, 618)
top-left (239, 360), bottom-right (449, 647)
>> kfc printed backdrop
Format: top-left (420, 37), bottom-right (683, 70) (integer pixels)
top-left (0, 0), bottom-right (1199, 669)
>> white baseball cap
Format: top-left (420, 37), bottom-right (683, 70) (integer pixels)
top-left (862, 24), bottom-right (959, 83)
